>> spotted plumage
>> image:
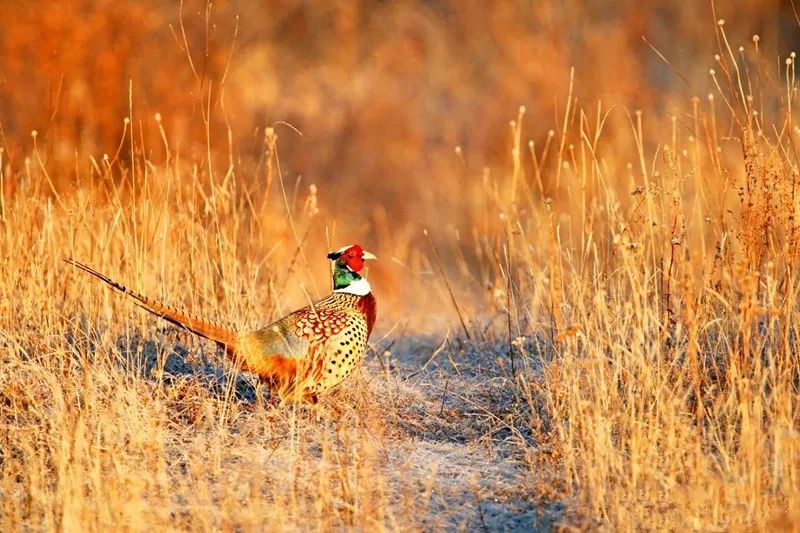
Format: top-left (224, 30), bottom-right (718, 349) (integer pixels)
top-left (66, 244), bottom-right (377, 402)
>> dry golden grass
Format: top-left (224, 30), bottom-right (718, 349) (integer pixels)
top-left (1, 2), bottom-right (800, 531)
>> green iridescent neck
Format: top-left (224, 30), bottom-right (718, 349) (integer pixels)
top-left (332, 260), bottom-right (361, 290)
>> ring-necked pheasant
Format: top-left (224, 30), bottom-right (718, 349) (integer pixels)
top-left (66, 244), bottom-right (377, 402)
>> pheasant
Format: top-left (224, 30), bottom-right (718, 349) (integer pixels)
top-left (65, 244), bottom-right (377, 402)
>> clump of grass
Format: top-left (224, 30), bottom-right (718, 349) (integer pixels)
top-left (494, 28), bottom-right (800, 529)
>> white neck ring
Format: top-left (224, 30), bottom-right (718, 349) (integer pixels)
top-left (334, 277), bottom-right (371, 296)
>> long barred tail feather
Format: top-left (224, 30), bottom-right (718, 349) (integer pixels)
top-left (64, 259), bottom-right (238, 350)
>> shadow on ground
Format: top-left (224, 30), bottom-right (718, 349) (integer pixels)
top-left (114, 331), bottom-right (264, 403)
top-left (68, 322), bottom-right (564, 531)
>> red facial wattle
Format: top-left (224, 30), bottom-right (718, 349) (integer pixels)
top-left (343, 245), bottom-right (365, 272)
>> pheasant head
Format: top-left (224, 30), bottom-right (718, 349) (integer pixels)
top-left (327, 244), bottom-right (376, 295)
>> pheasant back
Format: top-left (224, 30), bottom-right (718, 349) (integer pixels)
top-left (239, 292), bottom-right (377, 400)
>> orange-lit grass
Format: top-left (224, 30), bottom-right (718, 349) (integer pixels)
top-left (1, 18), bottom-right (800, 532)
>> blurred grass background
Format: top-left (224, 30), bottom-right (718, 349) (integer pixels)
top-left (0, 1), bottom-right (794, 211)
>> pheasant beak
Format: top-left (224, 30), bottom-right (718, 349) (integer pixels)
top-left (362, 250), bottom-right (377, 261)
